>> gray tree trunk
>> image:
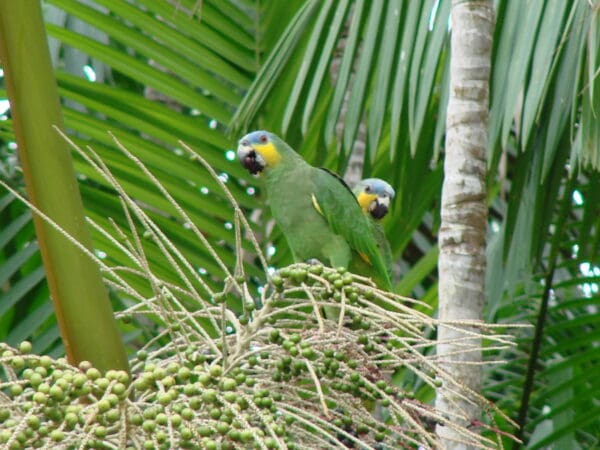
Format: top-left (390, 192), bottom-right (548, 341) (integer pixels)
top-left (436, 1), bottom-right (493, 448)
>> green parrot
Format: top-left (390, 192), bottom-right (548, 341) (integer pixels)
top-left (237, 131), bottom-right (391, 290)
top-left (352, 178), bottom-right (395, 279)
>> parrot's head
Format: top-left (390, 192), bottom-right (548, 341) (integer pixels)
top-left (354, 178), bottom-right (395, 220)
top-left (237, 131), bottom-right (283, 175)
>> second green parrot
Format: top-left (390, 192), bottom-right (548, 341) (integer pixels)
top-left (237, 131), bottom-right (391, 290)
top-left (353, 178), bottom-right (395, 281)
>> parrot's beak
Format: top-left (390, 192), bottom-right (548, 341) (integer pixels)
top-left (237, 140), bottom-right (265, 175)
top-left (369, 196), bottom-right (390, 220)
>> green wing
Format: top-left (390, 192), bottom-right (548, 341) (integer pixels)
top-left (311, 168), bottom-right (392, 289)
top-left (374, 221), bottom-right (393, 278)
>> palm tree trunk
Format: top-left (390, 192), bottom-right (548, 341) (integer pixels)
top-left (0, 1), bottom-right (128, 372)
top-left (436, 1), bottom-right (493, 448)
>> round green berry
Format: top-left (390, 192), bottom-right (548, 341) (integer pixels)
top-left (94, 426), bottom-right (107, 438)
top-left (26, 415), bottom-right (40, 430)
top-left (64, 412), bottom-right (79, 428)
top-left (197, 425), bottom-right (212, 437)
top-left (239, 429), bottom-right (253, 442)
top-left (50, 430), bottom-right (64, 442)
top-left (142, 420), bottom-right (156, 433)
top-left (0, 430), bottom-right (10, 443)
top-left (209, 365), bottom-right (222, 378)
top-left (105, 408), bottom-right (120, 423)
top-left (72, 373), bottom-right (87, 388)
top-left (130, 413), bottom-right (143, 426)
top-left (181, 408), bottom-right (194, 421)
top-left (32, 392), bottom-right (47, 405)
top-left (29, 373), bottom-right (43, 387)
top-left (156, 413), bottom-right (168, 426)
top-left (179, 426), bottom-right (193, 440)
top-left (97, 399), bottom-right (111, 413)
top-left (202, 389), bottom-right (218, 403)
top-left (11, 356), bottom-right (25, 370)
top-left (86, 367), bottom-right (101, 380)
top-left (216, 421), bottom-right (230, 435)
top-left (10, 384), bottom-right (23, 396)
top-left (204, 439), bottom-right (218, 450)
top-left (221, 378), bottom-right (237, 391)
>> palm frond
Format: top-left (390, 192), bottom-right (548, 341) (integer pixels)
top-left (0, 192), bottom-right (59, 355)
top-left (485, 169), bottom-right (600, 448)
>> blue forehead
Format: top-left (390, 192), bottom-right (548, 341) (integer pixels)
top-left (361, 178), bottom-right (395, 197)
top-left (242, 130), bottom-right (270, 144)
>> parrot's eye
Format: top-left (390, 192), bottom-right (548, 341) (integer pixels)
top-left (364, 185), bottom-right (372, 193)
top-left (259, 134), bottom-right (268, 144)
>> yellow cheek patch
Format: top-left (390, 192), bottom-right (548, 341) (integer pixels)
top-left (254, 142), bottom-right (281, 166)
top-left (357, 192), bottom-right (377, 214)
